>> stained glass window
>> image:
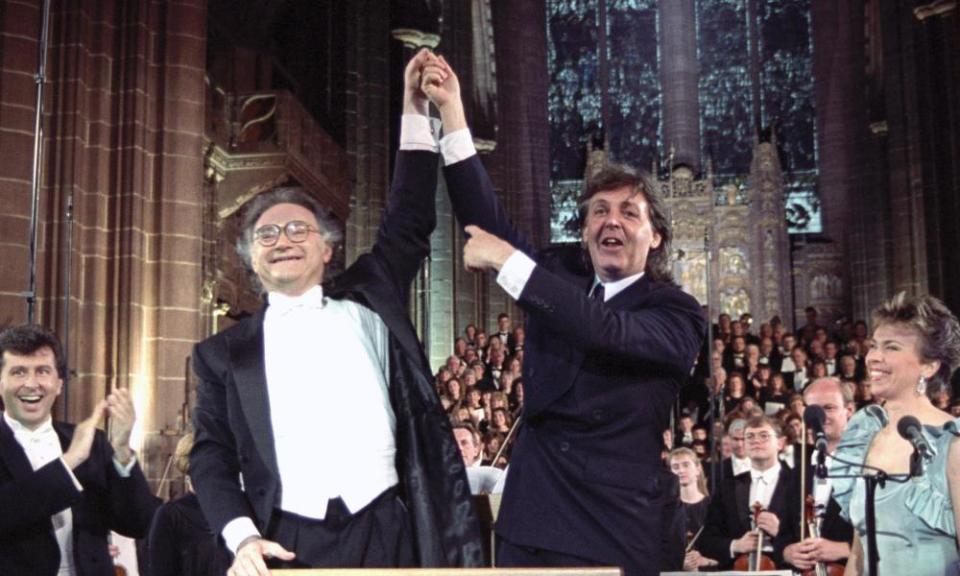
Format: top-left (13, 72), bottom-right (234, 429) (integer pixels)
top-left (697, 0), bottom-right (754, 176)
top-left (547, 0), bottom-right (602, 181)
top-left (606, 0), bottom-right (661, 169)
top-left (546, 0), bottom-right (821, 239)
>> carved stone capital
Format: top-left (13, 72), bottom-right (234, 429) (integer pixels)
top-left (914, 1), bottom-right (955, 20)
top-left (392, 28), bottom-right (441, 49)
top-left (869, 121), bottom-right (889, 135)
top-left (474, 138), bottom-right (497, 154)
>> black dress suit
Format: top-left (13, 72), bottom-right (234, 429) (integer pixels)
top-left (0, 419), bottom-right (158, 576)
top-left (443, 155), bottom-right (706, 575)
top-left (190, 150), bottom-right (482, 568)
top-left (699, 467), bottom-right (800, 570)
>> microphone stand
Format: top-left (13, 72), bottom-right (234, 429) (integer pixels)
top-left (701, 227), bottom-right (722, 496)
top-left (863, 471), bottom-right (883, 576)
top-left (25, 0), bottom-right (53, 323)
top-left (821, 450), bottom-right (915, 576)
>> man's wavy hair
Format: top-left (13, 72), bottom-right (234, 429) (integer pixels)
top-left (569, 163), bottom-right (673, 283)
top-left (0, 324), bottom-right (65, 377)
top-left (871, 292), bottom-right (960, 398)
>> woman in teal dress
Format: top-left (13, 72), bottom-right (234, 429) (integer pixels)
top-left (830, 293), bottom-right (960, 575)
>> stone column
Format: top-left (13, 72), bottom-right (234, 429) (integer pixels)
top-left (0, 1), bottom-right (208, 485)
top-left (659, 0), bottom-right (701, 172)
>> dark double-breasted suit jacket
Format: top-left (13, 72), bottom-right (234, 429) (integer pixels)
top-left (443, 156), bottom-right (706, 576)
top-left (0, 419), bottom-right (158, 576)
top-left (699, 466), bottom-right (800, 570)
top-left (189, 150), bottom-right (482, 568)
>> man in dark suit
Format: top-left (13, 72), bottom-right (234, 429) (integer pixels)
top-left (421, 57), bottom-right (705, 576)
top-left (699, 414), bottom-right (800, 570)
top-left (494, 313), bottom-right (512, 349)
top-left (0, 324), bottom-right (157, 576)
top-left (782, 377), bottom-right (854, 570)
top-left (189, 50), bottom-right (481, 576)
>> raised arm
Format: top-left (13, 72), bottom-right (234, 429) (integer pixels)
top-left (370, 49), bottom-right (441, 293)
top-left (423, 56), bottom-right (532, 254)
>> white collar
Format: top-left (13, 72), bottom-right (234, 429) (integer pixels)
top-left (3, 412), bottom-right (55, 438)
top-left (593, 271), bottom-right (645, 302)
top-left (268, 285), bottom-right (326, 315)
top-left (751, 461), bottom-right (782, 483)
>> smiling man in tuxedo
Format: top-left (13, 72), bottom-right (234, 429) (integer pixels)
top-left (0, 324), bottom-right (157, 576)
top-left (189, 50), bottom-right (481, 576)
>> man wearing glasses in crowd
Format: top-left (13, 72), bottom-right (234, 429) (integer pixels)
top-left (189, 50), bottom-right (481, 576)
top-left (699, 414), bottom-right (799, 570)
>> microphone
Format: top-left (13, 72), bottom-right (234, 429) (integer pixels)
top-left (804, 405), bottom-right (829, 478)
top-left (897, 416), bottom-right (932, 477)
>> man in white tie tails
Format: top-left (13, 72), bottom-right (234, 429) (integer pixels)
top-left (189, 50), bottom-right (482, 576)
top-left (0, 324), bottom-right (157, 576)
top-left (699, 414), bottom-right (799, 570)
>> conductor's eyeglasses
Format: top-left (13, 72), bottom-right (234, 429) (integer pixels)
top-left (254, 221), bottom-right (320, 246)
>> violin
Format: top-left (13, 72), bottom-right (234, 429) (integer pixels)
top-left (798, 427), bottom-right (844, 576)
top-left (733, 502), bottom-right (777, 572)
top-left (800, 495), bottom-right (844, 576)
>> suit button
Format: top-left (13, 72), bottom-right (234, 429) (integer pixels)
top-left (592, 409), bottom-right (604, 421)
top-left (559, 441), bottom-right (570, 452)
top-left (257, 488), bottom-right (266, 496)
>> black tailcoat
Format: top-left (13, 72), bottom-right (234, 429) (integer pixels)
top-left (190, 150), bottom-right (483, 567)
top-left (0, 420), bottom-right (158, 576)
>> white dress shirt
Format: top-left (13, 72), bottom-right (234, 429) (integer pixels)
top-left (732, 454), bottom-right (752, 476)
top-left (825, 358), bottom-right (837, 375)
top-left (780, 443), bottom-right (796, 469)
top-left (751, 462), bottom-right (781, 552)
top-left (223, 285), bottom-right (397, 553)
top-left (749, 462), bottom-right (782, 511)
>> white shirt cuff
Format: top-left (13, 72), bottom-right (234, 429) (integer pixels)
top-left (496, 251), bottom-right (536, 300)
top-left (112, 454), bottom-right (137, 477)
top-left (58, 457), bottom-right (84, 492)
top-left (400, 114), bottom-right (439, 152)
top-left (223, 517), bottom-right (261, 556)
top-left (440, 127), bottom-right (477, 165)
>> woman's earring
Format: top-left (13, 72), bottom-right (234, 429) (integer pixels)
top-left (916, 375), bottom-right (927, 396)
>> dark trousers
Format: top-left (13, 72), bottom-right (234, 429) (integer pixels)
top-left (497, 535), bottom-right (602, 570)
top-left (497, 534), bottom-right (656, 576)
top-left (266, 487), bottom-right (414, 568)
